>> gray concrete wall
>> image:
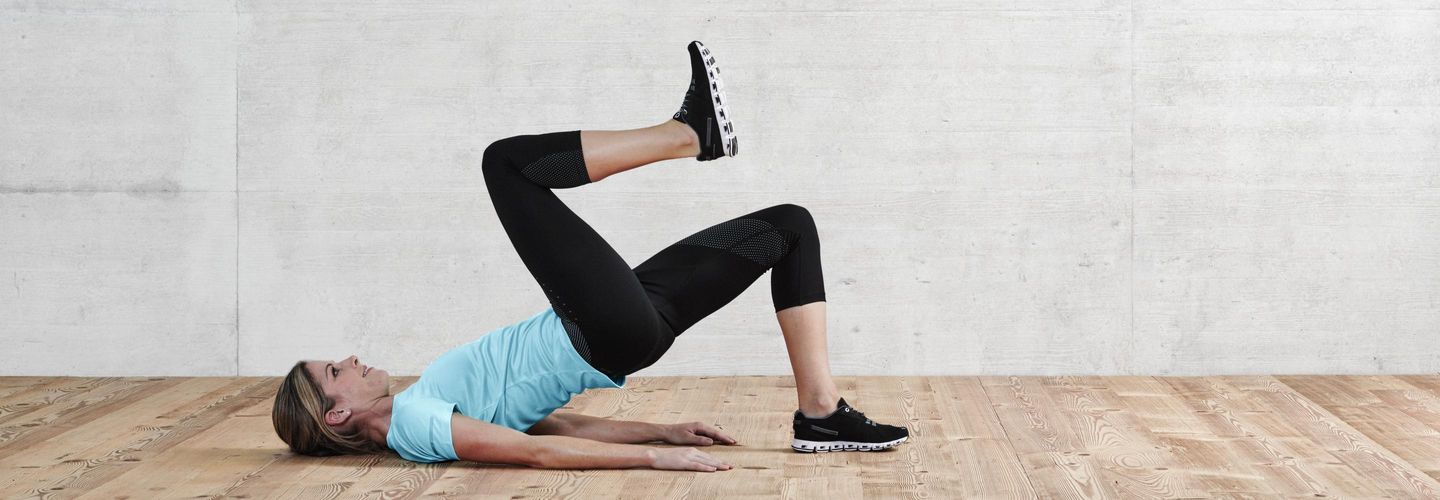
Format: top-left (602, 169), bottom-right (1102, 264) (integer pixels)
top-left (2, 1), bottom-right (1436, 377)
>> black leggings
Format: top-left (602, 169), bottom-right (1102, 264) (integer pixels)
top-left (482, 130), bottom-right (826, 379)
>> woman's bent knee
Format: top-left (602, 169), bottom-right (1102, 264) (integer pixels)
top-left (767, 203), bottom-right (817, 236)
top-left (482, 136), bottom-right (524, 178)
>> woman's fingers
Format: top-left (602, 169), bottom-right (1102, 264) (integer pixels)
top-left (692, 450), bottom-right (730, 470)
top-left (696, 461), bottom-right (726, 472)
top-left (705, 426), bottom-right (737, 444)
top-left (691, 422), bottom-right (738, 444)
top-left (689, 453), bottom-right (716, 471)
top-left (652, 447), bottom-right (729, 472)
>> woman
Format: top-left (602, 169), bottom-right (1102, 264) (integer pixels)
top-left (271, 41), bottom-right (909, 472)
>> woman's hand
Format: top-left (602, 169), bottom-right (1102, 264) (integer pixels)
top-left (648, 447), bottom-right (732, 472)
top-left (660, 422), bottom-right (738, 446)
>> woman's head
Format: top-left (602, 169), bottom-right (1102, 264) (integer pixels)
top-left (271, 355), bottom-right (392, 456)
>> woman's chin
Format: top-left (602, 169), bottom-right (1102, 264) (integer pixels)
top-left (376, 371), bottom-right (391, 392)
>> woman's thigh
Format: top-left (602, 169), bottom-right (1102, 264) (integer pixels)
top-left (632, 203), bottom-right (822, 338)
top-left (482, 132), bottom-right (672, 377)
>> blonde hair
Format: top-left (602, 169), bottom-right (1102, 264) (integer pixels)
top-left (272, 361), bottom-right (388, 456)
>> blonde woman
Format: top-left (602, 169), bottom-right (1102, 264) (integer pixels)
top-left (271, 41), bottom-right (909, 472)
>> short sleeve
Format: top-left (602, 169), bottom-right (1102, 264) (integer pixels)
top-left (387, 395), bottom-right (459, 463)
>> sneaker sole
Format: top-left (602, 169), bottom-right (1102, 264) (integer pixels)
top-left (694, 41), bottom-right (737, 158)
top-left (791, 435), bottom-right (908, 453)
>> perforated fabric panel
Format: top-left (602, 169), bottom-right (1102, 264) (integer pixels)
top-left (561, 316), bottom-right (593, 364)
top-left (520, 150), bottom-right (590, 188)
top-left (675, 218), bottom-right (774, 250)
top-left (676, 218), bottom-right (797, 267)
top-left (730, 228), bottom-right (798, 268)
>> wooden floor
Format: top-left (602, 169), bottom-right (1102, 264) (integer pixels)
top-left (3, 376), bottom-right (1440, 499)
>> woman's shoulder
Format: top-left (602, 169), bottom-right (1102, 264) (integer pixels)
top-left (387, 392), bottom-right (461, 463)
top-left (392, 390), bottom-right (456, 416)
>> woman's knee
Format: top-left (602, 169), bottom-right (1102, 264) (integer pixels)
top-left (481, 136), bottom-right (525, 179)
top-left (483, 133), bottom-right (590, 189)
top-left (766, 203), bottom-right (818, 237)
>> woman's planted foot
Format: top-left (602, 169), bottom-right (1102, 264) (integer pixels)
top-left (671, 40), bottom-right (738, 161)
top-left (791, 397), bottom-right (910, 453)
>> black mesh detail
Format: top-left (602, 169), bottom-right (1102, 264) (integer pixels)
top-left (520, 150), bottom-right (590, 188)
top-left (731, 228), bottom-right (799, 268)
top-left (675, 218), bottom-right (774, 250)
top-left (676, 218), bottom-right (797, 268)
top-left (561, 316), bottom-right (593, 364)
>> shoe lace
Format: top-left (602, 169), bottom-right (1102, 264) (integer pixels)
top-left (675, 79), bottom-right (695, 120)
top-left (842, 406), bottom-right (877, 426)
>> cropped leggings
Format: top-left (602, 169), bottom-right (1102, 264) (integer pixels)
top-left (482, 130), bottom-right (826, 379)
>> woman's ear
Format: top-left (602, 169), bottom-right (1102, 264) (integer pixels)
top-left (325, 407), bottom-right (351, 426)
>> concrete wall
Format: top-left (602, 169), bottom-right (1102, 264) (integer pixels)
top-left (2, 1), bottom-right (1436, 377)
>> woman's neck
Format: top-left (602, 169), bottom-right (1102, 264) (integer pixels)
top-left (352, 395), bottom-right (395, 446)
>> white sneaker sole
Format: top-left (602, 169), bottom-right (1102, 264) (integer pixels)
top-left (791, 435), bottom-right (908, 453)
top-left (694, 41), bottom-right (737, 157)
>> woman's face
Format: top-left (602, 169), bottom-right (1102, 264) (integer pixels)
top-left (303, 355), bottom-right (390, 405)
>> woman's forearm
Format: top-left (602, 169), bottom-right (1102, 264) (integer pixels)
top-left (556, 413), bottom-right (666, 444)
top-left (529, 434), bottom-right (655, 470)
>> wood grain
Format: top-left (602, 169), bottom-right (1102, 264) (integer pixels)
top-left (0, 375), bottom-right (1438, 498)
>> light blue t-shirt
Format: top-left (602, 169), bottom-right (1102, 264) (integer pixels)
top-left (385, 307), bottom-right (626, 463)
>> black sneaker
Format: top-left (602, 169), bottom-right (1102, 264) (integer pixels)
top-left (671, 40), bottom-right (737, 161)
top-left (791, 397), bottom-right (909, 453)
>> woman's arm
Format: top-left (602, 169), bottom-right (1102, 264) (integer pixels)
top-left (452, 414), bottom-right (729, 471)
top-left (529, 413), bottom-right (738, 446)
top-left (452, 413), bottom-right (650, 469)
top-left (529, 412), bottom-right (666, 444)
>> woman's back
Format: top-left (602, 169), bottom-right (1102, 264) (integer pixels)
top-left (387, 307), bottom-right (627, 462)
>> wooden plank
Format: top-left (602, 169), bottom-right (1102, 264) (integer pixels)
top-left (1228, 376), bottom-right (1440, 498)
top-left (2, 378), bottom-right (271, 498)
top-left (1043, 376), bottom-right (1202, 498)
top-left (0, 375), bottom-right (1432, 497)
top-left (1215, 377), bottom-right (1440, 498)
top-left (622, 377), bottom-right (736, 499)
top-left (278, 455), bottom-right (449, 500)
top-left (0, 377), bottom-right (112, 426)
top-left (0, 377), bottom-right (240, 496)
top-left (934, 377), bottom-right (1036, 498)
top-left (1163, 377), bottom-right (1385, 498)
top-left (982, 376), bottom-right (1119, 499)
top-left (0, 378), bottom-right (183, 457)
top-left (842, 376), bottom-right (942, 499)
top-left (1105, 376), bottom-right (1209, 435)
top-left (686, 375), bottom-right (808, 498)
top-left (1279, 375), bottom-right (1440, 482)
top-left (1374, 379), bottom-right (1440, 478)
top-left (620, 376), bottom-right (718, 497)
top-left (1153, 435), bottom-right (1278, 496)
top-left (73, 379), bottom-right (281, 498)
top-left (0, 377), bottom-right (52, 403)
top-left (1399, 375), bottom-right (1440, 398)
top-left (1110, 376), bottom-right (1285, 496)
top-left (0, 378), bottom-right (49, 389)
top-left (784, 474), bottom-right (862, 499)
